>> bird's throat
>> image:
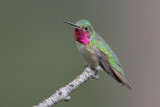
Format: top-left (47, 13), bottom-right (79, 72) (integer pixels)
top-left (74, 28), bottom-right (90, 45)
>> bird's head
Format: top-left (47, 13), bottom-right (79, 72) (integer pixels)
top-left (64, 19), bottom-right (94, 45)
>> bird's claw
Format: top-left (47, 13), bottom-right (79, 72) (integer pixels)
top-left (92, 74), bottom-right (100, 80)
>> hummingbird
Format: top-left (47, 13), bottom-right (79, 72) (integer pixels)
top-left (64, 19), bottom-right (132, 90)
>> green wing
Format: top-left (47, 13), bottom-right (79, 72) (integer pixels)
top-left (90, 34), bottom-right (124, 75)
top-left (90, 33), bottom-right (132, 90)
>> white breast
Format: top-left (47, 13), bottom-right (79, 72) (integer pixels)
top-left (76, 42), bottom-right (100, 69)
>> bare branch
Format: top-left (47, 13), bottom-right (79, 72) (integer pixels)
top-left (34, 67), bottom-right (99, 107)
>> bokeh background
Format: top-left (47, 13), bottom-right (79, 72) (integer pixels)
top-left (1, 0), bottom-right (160, 107)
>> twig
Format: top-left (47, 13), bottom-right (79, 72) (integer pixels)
top-left (34, 67), bottom-right (100, 107)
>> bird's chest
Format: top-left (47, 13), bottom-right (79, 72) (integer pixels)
top-left (76, 42), bottom-right (99, 68)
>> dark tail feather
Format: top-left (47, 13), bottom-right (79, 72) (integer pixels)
top-left (125, 80), bottom-right (133, 91)
top-left (97, 49), bottom-right (133, 91)
top-left (99, 61), bottom-right (133, 91)
top-left (111, 67), bottom-right (133, 91)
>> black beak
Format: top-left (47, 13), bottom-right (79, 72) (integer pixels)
top-left (64, 21), bottom-right (79, 28)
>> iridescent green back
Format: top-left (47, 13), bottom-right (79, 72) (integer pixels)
top-left (90, 33), bottom-right (125, 76)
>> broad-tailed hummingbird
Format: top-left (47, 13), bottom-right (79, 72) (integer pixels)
top-left (64, 19), bottom-right (132, 90)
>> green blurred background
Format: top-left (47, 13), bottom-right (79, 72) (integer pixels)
top-left (1, 0), bottom-right (160, 107)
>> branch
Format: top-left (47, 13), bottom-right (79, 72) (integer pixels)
top-left (34, 67), bottom-right (100, 107)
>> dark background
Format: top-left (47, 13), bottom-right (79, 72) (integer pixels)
top-left (1, 0), bottom-right (160, 107)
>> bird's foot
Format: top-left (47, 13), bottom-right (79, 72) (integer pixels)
top-left (92, 70), bottom-right (100, 80)
top-left (92, 74), bottom-right (100, 80)
top-left (84, 65), bottom-right (100, 80)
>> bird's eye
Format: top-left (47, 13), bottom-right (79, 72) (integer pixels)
top-left (84, 27), bottom-right (89, 31)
